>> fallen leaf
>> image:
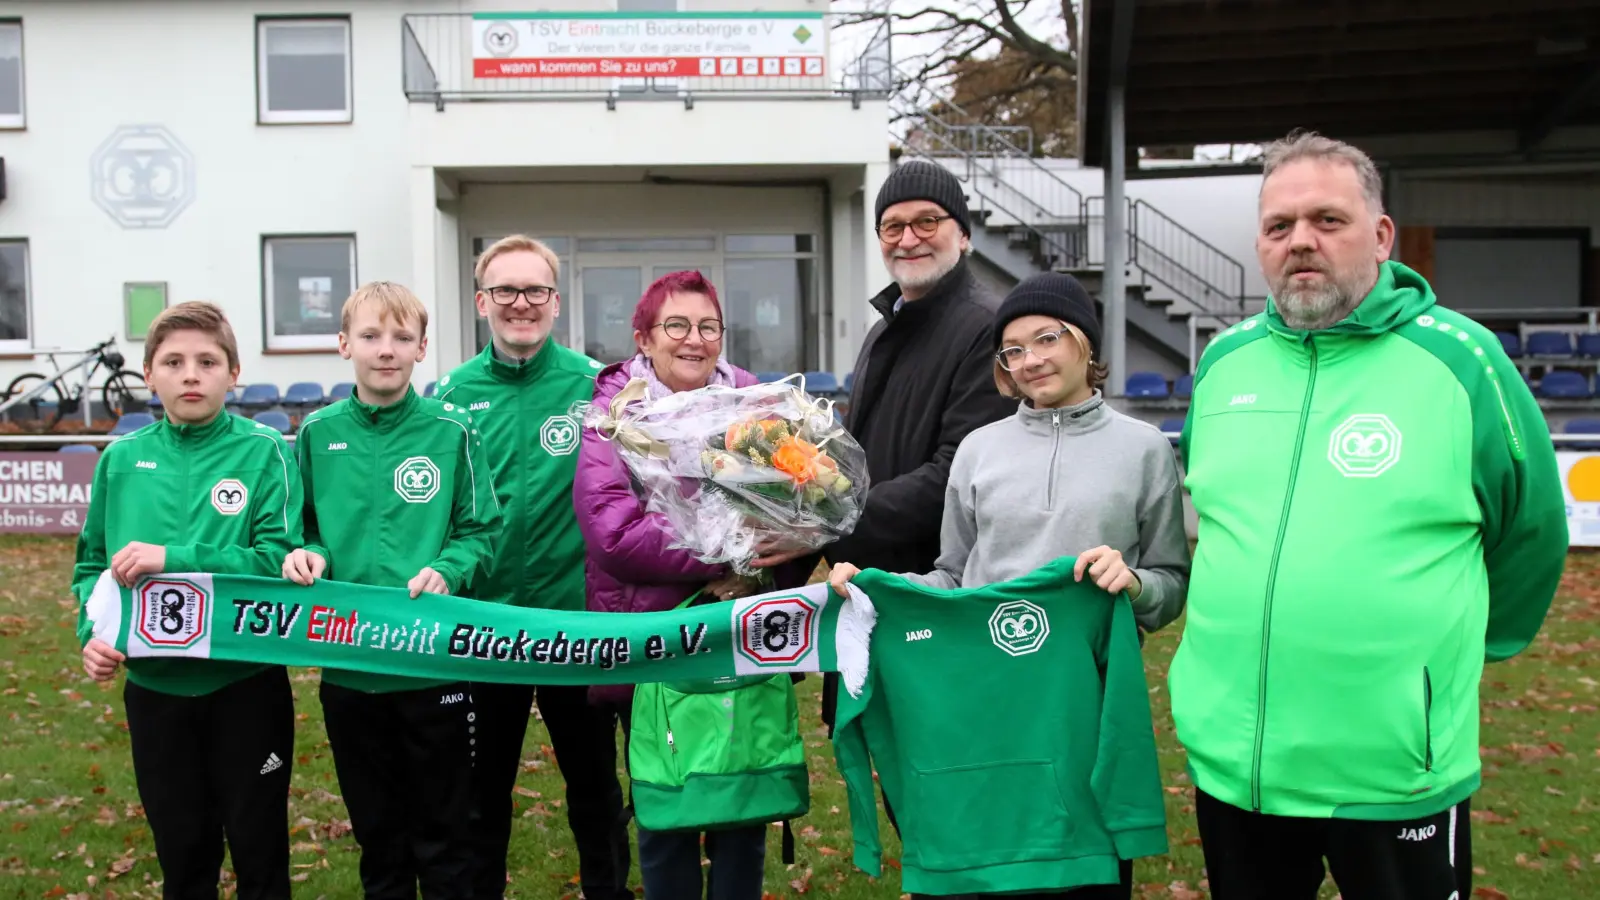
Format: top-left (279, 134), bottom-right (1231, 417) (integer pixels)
top-left (1168, 881), bottom-right (1203, 900)
top-left (1474, 889), bottom-right (1509, 900)
top-left (513, 786), bottom-right (541, 799)
top-left (1514, 853), bottom-right (1543, 871)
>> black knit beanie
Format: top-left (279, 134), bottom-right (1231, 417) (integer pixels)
top-left (875, 160), bottom-right (971, 236)
top-left (992, 272), bottom-right (1102, 360)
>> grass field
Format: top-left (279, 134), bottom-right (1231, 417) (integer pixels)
top-left (1, 535), bottom-right (1596, 899)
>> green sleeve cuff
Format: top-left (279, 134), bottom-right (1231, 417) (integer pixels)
top-left (164, 545), bottom-right (194, 573)
top-left (852, 842), bottom-right (883, 879)
top-left (1112, 824), bottom-right (1170, 860)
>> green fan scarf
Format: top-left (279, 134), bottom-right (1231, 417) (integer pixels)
top-left (83, 571), bottom-right (875, 693)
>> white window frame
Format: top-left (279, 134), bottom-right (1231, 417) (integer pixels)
top-left (256, 17), bottom-right (353, 125)
top-left (0, 238), bottom-right (30, 351)
top-left (0, 21), bottom-right (25, 130)
top-left (263, 235), bottom-right (356, 351)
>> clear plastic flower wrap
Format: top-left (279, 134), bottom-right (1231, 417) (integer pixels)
top-left (586, 375), bottom-right (870, 576)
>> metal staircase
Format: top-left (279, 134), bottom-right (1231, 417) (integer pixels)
top-left (891, 92), bottom-right (1251, 370)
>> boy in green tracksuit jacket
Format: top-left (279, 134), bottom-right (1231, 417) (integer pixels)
top-left (833, 557), bottom-right (1168, 897)
top-left (72, 302), bottom-right (303, 900)
top-left (436, 235), bottom-right (629, 900)
top-left (1175, 135), bottom-right (1567, 899)
top-left (283, 282), bottom-right (501, 900)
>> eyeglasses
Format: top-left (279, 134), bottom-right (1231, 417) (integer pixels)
top-left (995, 328), bottom-right (1072, 372)
top-left (876, 214), bottom-right (952, 243)
top-left (483, 285), bottom-right (556, 306)
top-left (654, 317), bottom-right (725, 341)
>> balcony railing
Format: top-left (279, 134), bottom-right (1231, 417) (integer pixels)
top-left (401, 12), bottom-right (892, 109)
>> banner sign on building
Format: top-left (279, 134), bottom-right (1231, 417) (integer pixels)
top-left (1558, 450), bottom-right (1600, 548)
top-left (0, 451), bottom-right (96, 534)
top-left (471, 12), bottom-right (827, 80)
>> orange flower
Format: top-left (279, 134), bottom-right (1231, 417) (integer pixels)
top-left (772, 437), bottom-right (821, 484)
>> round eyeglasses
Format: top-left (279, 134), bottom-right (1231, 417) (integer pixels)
top-left (654, 317), bottom-right (725, 341)
top-left (995, 329), bottom-right (1069, 372)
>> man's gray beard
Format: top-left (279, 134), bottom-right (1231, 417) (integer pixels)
top-left (890, 253), bottom-right (959, 293)
top-left (1272, 270), bottom-right (1374, 330)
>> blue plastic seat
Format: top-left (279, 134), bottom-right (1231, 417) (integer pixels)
top-left (1494, 331), bottom-right (1521, 357)
top-left (58, 444), bottom-right (99, 454)
top-left (804, 371), bottom-right (840, 395)
top-left (423, 381), bottom-right (438, 397)
top-left (283, 382), bottom-right (325, 408)
top-left (1173, 374), bottom-right (1194, 399)
top-left (147, 393), bottom-right (164, 411)
top-left (1539, 370), bottom-right (1592, 399)
top-left (1565, 417), bottom-right (1600, 451)
top-left (843, 372), bottom-right (856, 393)
top-left (252, 411), bottom-right (293, 434)
top-left (1125, 371), bottom-right (1170, 400)
top-left (239, 383), bottom-right (281, 409)
top-left (1159, 417), bottom-right (1185, 445)
top-left (110, 412), bottom-right (156, 436)
top-left (755, 371), bottom-right (786, 384)
top-left (1578, 333), bottom-right (1600, 358)
top-left (328, 382), bottom-right (355, 402)
top-left (1526, 331), bottom-right (1574, 357)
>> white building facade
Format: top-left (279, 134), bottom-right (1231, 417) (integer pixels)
top-left (0, 0), bottom-right (892, 395)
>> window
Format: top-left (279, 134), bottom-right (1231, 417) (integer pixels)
top-left (0, 22), bottom-right (23, 129)
top-left (0, 240), bottom-right (29, 349)
top-left (724, 235), bottom-right (819, 375)
top-left (257, 18), bottom-right (352, 124)
top-left (263, 236), bottom-right (356, 350)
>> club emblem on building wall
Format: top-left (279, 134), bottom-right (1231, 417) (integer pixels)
top-left (90, 125), bottom-right (196, 229)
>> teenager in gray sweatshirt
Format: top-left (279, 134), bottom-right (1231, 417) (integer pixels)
top-left (829, 271), bottom-right (1191, 633)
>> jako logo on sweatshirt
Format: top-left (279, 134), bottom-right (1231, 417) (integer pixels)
top-left (469, 401), bottom-right (490, 412)
top-left (989, 600), bottom-right (1050, 656)
top-left (394, 456), bottom-right (441, 503)
top-left (1328, 413), bottom-right (1402, 478)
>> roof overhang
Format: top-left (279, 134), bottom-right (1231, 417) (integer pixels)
top-left (1079, 0), bottom-right (1600, 171)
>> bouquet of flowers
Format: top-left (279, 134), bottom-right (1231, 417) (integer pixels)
top-left (587, 374), bottom-right (869, 575)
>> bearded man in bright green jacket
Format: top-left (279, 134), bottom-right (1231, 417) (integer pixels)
top-left (1175, 132), bottom-right (1566, 900)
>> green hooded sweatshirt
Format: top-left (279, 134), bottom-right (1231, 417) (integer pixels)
top-left (296, 387), bottom-right (503, 694)
top-left (1174, 260), bottom-right (1566, 821)
top-left (834, 558), bottom-right (1167, 896)
top-left (71, 413), bottom-right (303, 697)
top-left (436, 340), bottom-right (602, 610)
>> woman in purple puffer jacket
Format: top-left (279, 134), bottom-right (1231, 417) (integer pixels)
top-left (574, 270), bottom-right (814, 900)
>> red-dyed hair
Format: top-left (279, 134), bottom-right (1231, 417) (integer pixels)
top-left (632, 270), bottom-right (725, 335)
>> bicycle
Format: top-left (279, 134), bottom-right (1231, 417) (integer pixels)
top-left (0, 336), bottom-right (150, 433)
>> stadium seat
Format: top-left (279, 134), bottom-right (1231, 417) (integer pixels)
top-left (423, 381), bottom-right (438, 397)
top-left (329, 382), bottom-right (355, 402)
top-left (756, 371), bottom-right (786, 384)
top-left (252, 411), bottom-right (293, 434)
top-left (1125, 371), bottom-right (1170, 400)
top-left (1578, 333), bottom-right (1600, 358)
top-left (1174, 374), bottom-right (1194, 399)
top-left (1494, 331), bottom-right (1521, 357)
top-left (804, 371), bottom-right (840, 396)
top-left (1159, 417), bottom-right (1185, 445)
top-left (58, 444), bottom-right (98, 454)
top-left (1565, 418), bottom-right (1600, 451)
top-left (1538, 370), bottom-right (1592, 399)
top-left (1525, 331), bottom-right (1574, 357)
top-left (843, 372), bottom-right (856, 394)
top-left (239, 383), bottom-right (281, 409)
top-left (110, 412), bottom-right (155, 436)
top-left (147, 393), bottom-right (163, 412)
top-left (283, 382), bottom-right (325, 409)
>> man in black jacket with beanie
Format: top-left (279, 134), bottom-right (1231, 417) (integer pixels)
top-left (758, 160), bottom-right (1012, 736)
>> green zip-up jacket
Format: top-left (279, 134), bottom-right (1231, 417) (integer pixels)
top-left (437, 341), bottom-right (602, 610)
top-left (1174, 261), bottom-right (1566, 821)
top-left (835, 558), bottom-right (1167, 896)
top-left (297, 387), bottom-right (502, 693)
top-left (71, 414), bottom-right (302, 696)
